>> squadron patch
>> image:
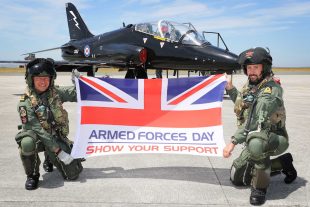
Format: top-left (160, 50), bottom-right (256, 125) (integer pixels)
top-left (263, 86), bottom-right (272, 94)
top-left (19, 95), bottom-right (26, 102)
top-left (19, 106), bottom-right (28, 124)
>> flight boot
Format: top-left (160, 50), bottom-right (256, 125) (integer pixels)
top-left (250, 186), bottom-right (266, 206)
top-left (20, 153), bottom-right (41, 190)
top-left (25, 173), bottom-right (40, 190)
top-left (278, 153), bottom-right (297, 184)
top-left (43, 152), bottom-right (53, 172)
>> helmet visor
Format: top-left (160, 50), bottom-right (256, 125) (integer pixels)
top-left (238, 47), bottom-right (272, 66)
top-left (27, 61), bottom-right (55, 77)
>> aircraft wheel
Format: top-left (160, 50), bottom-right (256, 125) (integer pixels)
top-left (87, 70), bottom-right (95, 77)
top-left (155, 69), bottom-right (162, 78)
top-left (87, 67), bottom-right (96, 77)
top-left (125, 69), bottom-right (135, 79)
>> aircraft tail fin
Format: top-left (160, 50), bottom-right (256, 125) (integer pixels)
top-left (66, 2), bottom-right (94, 40)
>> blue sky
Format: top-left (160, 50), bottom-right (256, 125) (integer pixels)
top-left (1, 0), bottom-right (310, 67)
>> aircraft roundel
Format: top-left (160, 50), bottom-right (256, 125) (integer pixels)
top-left (84, 45), bottom-right (91, 57)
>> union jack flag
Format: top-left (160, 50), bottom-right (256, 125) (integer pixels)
top-left (77, 75), bottom-right (226, 128)
top-left (72, 75), bottom-right (227, 158)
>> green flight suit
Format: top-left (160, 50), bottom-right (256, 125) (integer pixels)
top-left (227, 77), bottom-right (289, 189)
top-left (16, 85), bottom-right (83, 180)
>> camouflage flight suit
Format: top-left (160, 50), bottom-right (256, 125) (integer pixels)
top-left (16, 85), bottom-right (83, 180)
top-left (227, 77), bottom-right (288, 189)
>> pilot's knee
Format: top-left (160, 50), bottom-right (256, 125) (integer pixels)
top-left (20, 136), bottom-right (36, 155)
top-left (247, 138), bottom-right (266, 160)
top-left (272, 135), bottom-right (289, 156)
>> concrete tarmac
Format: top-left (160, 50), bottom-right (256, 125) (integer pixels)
top-left (0, 72), bottom-right (309, 207)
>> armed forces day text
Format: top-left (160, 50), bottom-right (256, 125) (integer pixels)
top-left (88, 129), bottom-right (215, 142)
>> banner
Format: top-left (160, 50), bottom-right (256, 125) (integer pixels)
top-left (71, 75), bottom-right (227, 158)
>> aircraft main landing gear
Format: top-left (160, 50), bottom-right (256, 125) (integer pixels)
top-left (124, 66), bottom-right (148, 79)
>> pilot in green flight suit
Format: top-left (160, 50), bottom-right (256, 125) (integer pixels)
top-left (15, 58), bottom-right (83, 190)
top-left (223, 47), bottom-right (297, 205)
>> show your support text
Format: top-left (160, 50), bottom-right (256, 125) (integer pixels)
top-left (86, 145), bottom-right (218, 155)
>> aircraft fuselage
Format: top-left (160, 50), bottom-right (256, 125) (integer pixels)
top-left (61, 26), bottom-right (239, 72)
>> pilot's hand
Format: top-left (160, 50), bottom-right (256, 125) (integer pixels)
top-left (57, 150), bottom-right (74, 165)
top-left (71, 69), bottom-right (81, 84)
top-left (223, 142), bottom-right (235, 158)
top-left (225, 73), bottom-right (233, 90)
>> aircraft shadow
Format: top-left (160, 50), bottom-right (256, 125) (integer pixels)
top-left (40, 166), bottom-right (307, 200)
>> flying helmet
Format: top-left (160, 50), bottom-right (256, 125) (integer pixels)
top-left (161, 25), bottom-right (168, 33)
top-left (25, 58), bottom-right (57, 87)
top-left (238, 47), bottom-right (273, 76)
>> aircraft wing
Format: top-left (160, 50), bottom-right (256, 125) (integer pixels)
top-left (0, 60), bottom-right (96, 76)
top-left (21, 47), bottom-right (63, 55)
top-left (0, 59), bottom-right (124, 76)
top-left (0, 60), bottom-right (30, 64)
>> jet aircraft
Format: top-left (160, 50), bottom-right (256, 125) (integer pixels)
top-left (1, 2), bottom-right (240, 78)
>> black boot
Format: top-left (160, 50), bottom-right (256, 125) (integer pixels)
top-left (278, 153), bottom-right (297, 184)
top-left (25, 173), bottom-right (40, 190)
top-left (250, 187), bottom-right (266, 205)
top-left (43, 156), bottom-right (53, 172)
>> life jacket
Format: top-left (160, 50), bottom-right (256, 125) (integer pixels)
top-left (234, 78), bottom-right (269, 126)
top-left (25, 86), bottom-right (69, 137)
top-left (234, 77), bottom-right (286, 131)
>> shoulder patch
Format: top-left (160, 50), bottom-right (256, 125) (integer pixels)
top-left (263, 86), bottom-right (272, 94)
top-left (19, 106), bottom-right (28, 124)
top-left (20, 94), bottom-right (26, 102)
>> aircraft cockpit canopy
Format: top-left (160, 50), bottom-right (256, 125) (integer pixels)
top-left (135, 20), bottom-right (209, 46)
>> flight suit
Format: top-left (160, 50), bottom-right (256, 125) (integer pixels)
top-left (16, 85), bottom-right (83, 180)
top-left (227, 77), bottom-right (288, 189)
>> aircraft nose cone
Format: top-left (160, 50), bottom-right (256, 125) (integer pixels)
top-left (212, 48), bottom-right (241, 72)
top-left (199, 45), bottom-right (241, 72)
top-left (225, 51), bottom-right (240, 69)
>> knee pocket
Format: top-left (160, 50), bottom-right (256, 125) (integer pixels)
top-left (230, 149), bottom-right (253, 186)
top-left (46, 139), bottom-right (83, 180)
top-left (20, 136), bottom-right (36, 154)
top-left (54, 158), bottom-right (83, 180)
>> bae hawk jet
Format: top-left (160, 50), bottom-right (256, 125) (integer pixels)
top-left (1, 2), bottom-right (240, 78)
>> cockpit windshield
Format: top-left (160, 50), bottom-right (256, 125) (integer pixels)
top-left (135, 20), bottom-right (209, 46)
